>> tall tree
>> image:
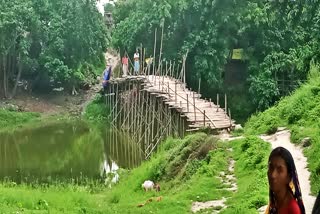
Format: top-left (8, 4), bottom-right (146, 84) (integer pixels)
top-left (0, 0), bottom-right (108, 98)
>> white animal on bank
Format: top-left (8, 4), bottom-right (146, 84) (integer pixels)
top-left (142, 180), bottom-right (154, 191)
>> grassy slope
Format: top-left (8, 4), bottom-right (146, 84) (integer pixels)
top-left (244, 65), bottom-right (320, 194)
top-left (103, 133), bottom-right (232, 213)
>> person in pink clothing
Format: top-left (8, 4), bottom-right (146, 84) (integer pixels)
top-left (266, 146), bottom-right (305, 214)
top-left (122, 53), bottom-right (128, 77)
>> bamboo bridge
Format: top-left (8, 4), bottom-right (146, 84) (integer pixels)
top-left (104, 73), bottom-right (234, 160)
top-left (104, 27), bottom-right (234, 161)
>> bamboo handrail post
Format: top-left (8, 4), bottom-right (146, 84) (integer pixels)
top-left (152, 28), bottom-right (157, 79)
top-left (187, 94), bottom-right (189, 112)
top-left (175, 81), bottom-right (177, 104)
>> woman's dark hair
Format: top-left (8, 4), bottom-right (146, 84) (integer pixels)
top-left (268, 146), bottom-right (305, 214)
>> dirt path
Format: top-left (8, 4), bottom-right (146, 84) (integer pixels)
top-left (261, 130), bottom-right (316, 213)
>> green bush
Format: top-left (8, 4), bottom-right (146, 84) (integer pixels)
top-left (244, 108), bottom-right (283, 135)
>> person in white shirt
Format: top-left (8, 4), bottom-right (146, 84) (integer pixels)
top-left (134, 50), bottom-right (140, 74)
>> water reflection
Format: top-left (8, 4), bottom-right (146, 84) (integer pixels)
top-left (0, 120), bottom-right (143, 184)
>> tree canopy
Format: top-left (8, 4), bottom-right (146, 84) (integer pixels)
top-left (0, 0), bottom-right (108, 98)
top-left (111, 0), bottom-right (320, 115)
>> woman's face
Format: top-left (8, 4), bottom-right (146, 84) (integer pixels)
top-left (268, 156), bottom-right (291, 194)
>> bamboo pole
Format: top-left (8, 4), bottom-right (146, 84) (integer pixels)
top-left (116, 84), bottom-right (119, 160)
top-left (137, 83), bottom-right (141, 158)
top-left (147, 94), bottom-right (152, 157)
top-left (153, 28), bottom-right (157, 78)
top-left (144, 92), bottom-right (149, 153)
top-left (175, 82), bottom-right (177, 104)
top-left (176, 63), bottom-right (180, 80)
top-left (157, 23), bottom-right (164, 75)
top-left (134, 84), bottom-right (138, 139)
top-left (187, 94), bottom-right (189, 112)
top-left (193, 91), bottom-right (196, 122)
top-left (140, 43), bottom-right (142, 75)
top-left (127, 84), bottom-right (131, 167)
top-left (111, 84), bottom-right (115, 161)
top-left (143, 48), bottom-right (146, 76)
top-left (150, 96), bottom-right (155, 159)
top-left (170, 61), bottom-right (174, 79)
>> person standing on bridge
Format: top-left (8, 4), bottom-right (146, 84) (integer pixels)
top-left (134, 49), bottom-right (140, 75)
top-left (266, 146), bottom-right (305, 214)
top-left (122, 53), bottom-right (129, 77)
top-left (102, 64), bottom-right (112, 94)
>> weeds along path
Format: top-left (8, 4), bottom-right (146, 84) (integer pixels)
top-left (260, 130), bottom-right (316, 213)
top-left (191, 153), bottom-right (237, 213)
top-left (191, 134), bottom-right (240, 213)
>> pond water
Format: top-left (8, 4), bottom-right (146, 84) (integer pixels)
top-left (0, 120), bottom-right (144, 184)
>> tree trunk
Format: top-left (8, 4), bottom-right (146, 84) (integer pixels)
top-left (0, 55), bottom-right (3, 98)
top-left (10, 53), bottom-right (22, 99)
top-left (3, 55), bottom-right (8, 98)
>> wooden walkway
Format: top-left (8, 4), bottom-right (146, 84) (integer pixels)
top-left (109, 75), bottom-right (234, 130)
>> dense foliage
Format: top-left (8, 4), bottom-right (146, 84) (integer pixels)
top-left (0, 0), bottom-right (108, 98)
top-left (111, 0), bottom-right (320, 116)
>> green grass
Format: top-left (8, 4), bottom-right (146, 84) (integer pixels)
top-left (0, 182), bottom-right (110, 214)
top-left (221, 136), bottom-right (271, 214)
top-left (83, 94), bottom-right (110, 128)
top-left (0, 109), bottom-right (40, 131)
top-left (244, 64), bottom-right (320, 194)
